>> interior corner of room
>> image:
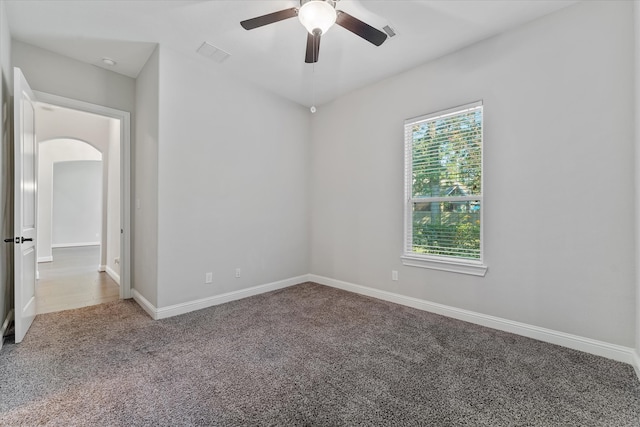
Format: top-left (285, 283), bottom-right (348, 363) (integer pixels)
top-left (0, 0), bottom-right (638, 422)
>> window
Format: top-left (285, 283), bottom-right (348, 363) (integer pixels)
top-left (402, 101), bottom-right (487, 276)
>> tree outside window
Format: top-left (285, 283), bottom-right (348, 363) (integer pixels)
top-left (405, 103), bottom-right (483, 261)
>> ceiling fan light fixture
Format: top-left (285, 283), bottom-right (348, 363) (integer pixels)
top-left (298, 0), bottom-right (336, 35)
top-left (240, 0), bottom-right (387, 64)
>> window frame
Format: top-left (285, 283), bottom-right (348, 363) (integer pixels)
top-left (402, 101), bottom-right (487, 276)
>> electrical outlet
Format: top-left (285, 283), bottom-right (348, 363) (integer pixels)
top-left (235, 268), bottom-right (241, 278)
top-left (205, 272), bottom-right (213, 284)
top-left (392, 270), bottom-right (398, 281)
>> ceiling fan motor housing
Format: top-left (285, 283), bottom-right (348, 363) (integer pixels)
top-left (300, 0), bottom-right (336, 9)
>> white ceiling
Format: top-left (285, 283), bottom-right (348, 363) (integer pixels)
top-left (36, 102), bottom-right (116, 134)
top-left (6, 0), bottom-right (577, 107)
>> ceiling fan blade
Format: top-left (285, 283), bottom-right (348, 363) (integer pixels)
top-left (305, 31), bottom-right (321, 63)
top-left (335, 11), bottom-right (387, 46)
top-left (240, 7), bottom-right (298, 30)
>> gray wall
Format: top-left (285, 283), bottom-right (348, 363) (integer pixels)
top-left (11, 40), bottom-right (134, 113)
top-left (155, 46), bottom-right (309, 308)
top-left (52, 160), bottom-right (102, 246)
top-left (310, 0), bottom-right (636, 347)
top-left (133, 46), bottom-right (159, 306)
top-left (0, 0), bottom-right (12, 334)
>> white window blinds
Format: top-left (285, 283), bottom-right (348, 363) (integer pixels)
top-left (404, 101), bottom-right (483, 262)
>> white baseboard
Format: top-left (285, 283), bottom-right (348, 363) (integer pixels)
top-left (97, 265), bottom-right (106, 273)
top-left (52, 242), bottom-right (100, 248)
top-left (132, 289), bottom-right (157, 319)
top-left (128, 272), bottom-right (638, 377)
top-left (633, 350), bottom-right (640, 382)
top-left (0, 309), bottom-right (14, 351)
top-left (309, 274), bottom-right (637, 367)
top-left (37, 256), bottom-right (53, 263)
top-left (133, 275), bottom-right (308, 320)
top-left (106, 266), bottom-right (120, 286)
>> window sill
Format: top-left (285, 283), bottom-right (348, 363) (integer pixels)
top-left (401, 254), bottom-right (488, 277)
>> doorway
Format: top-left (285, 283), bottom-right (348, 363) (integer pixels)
top-left (33, 92), bottom-right (131, 314)
top-left (37, 138), bottom-right (116, 313)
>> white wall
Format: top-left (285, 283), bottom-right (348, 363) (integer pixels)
top-left (52, 160), bottom-right (102, 246)
top-left (36, 104), bottom-right (113, 144)
top-left (155, 46), bottom-right (309, 308)
top-left (11, 40), bottom-right (134, 113)
top-left (0, 0), bottom-right (12, 333)
top-left (106, 119), bottom-right (120, 281)
top-left (37, 139), bottom-right (102, 259)
top-left (310, 0), bottom-right (636, 347)
top-left (133, 46), bottom-right (159, 306)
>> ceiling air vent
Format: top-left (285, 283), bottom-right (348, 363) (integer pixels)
top-left (382, 25), bottom-right (397, 38)
top-left (197, 42), bottom-right (231, 63)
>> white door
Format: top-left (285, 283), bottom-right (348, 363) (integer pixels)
top-left (13, 67), bottom-right (37, 343)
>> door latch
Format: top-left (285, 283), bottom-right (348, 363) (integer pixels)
top-left (5, 237), bottom-right (33, 243)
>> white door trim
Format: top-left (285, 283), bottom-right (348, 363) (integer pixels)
top-left (33, 91), bottom-right (132, 299)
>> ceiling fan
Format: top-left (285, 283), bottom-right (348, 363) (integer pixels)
top-left (240, 0), bottom-right (388, 63)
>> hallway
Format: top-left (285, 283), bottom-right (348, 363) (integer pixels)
top-left (36, 246), bottom-right (119, 314)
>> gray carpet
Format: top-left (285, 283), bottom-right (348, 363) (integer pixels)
top-left (0, 282), bottom-right (638, 426)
